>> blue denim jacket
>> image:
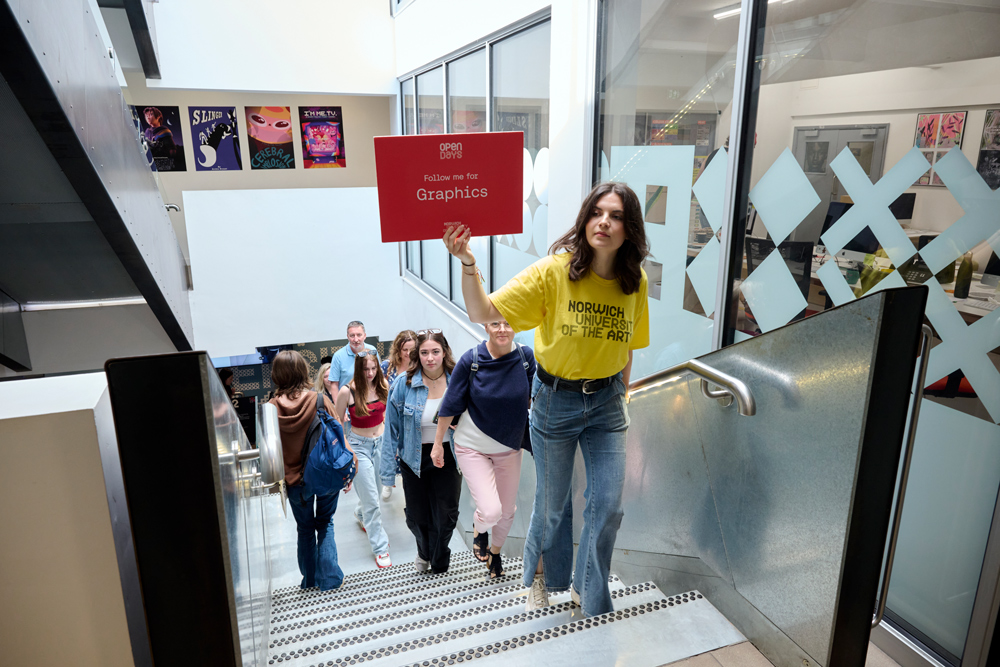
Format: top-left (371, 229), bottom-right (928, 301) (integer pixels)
top-left (383, 369), bottom-right (454, 485)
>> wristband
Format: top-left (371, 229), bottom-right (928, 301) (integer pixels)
top-left (461, 259), bottom-right (476, 267)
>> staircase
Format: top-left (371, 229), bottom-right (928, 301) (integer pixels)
top-left (265, 550), bottom-right (746, 666)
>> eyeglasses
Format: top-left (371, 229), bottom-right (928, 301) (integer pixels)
top-left (417, 329), bottom-right (442, 336)
top-left (356, 350), bottom-right (376, 357)
top-left (486, 322), bottom-right (513, 331)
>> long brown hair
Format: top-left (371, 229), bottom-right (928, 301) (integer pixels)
top-left (351, 354), bottom-right (388, 417)
top-left (271, 350), bottom-right (312, 398)
top-left (549, 181), bottom-right (649, 295)
top-left (387, 329), bottom-right (417, 374)
top-left (406, 331), bottom-right (456, 384)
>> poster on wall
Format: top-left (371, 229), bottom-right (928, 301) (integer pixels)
top-left (418, 108), bottom-right (444, 134)
top-left (977, 109), bottom-right (1000, 190)
top-left (136, 105), bottom-right (186, 171)
top-left (189, 106), bottom-right (242, 171)
top-left (245, 106), bottom-right (295, 169)
top-left (803, 141), bottom-right (829, 173)
top-left (128, 105), bottom-right (156, 171)
top-left (451, 109), bottom-right (485, 133)
top-left (913, 110), bottom-right (966, 186)
top-left (298, 106), bottom-right (347, 168)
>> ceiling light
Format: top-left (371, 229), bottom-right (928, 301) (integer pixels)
top-left (714, 0), bottom-right (789, 20)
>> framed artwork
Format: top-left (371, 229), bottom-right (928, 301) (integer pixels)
top-left (913, 110), bottom-right (967, 186)
top-left (803, 141), bottom-right (829, 173)
top-left (977, 109), bottom-right (1000, 190)
top-left (136, 105), bottom-right (186, 172)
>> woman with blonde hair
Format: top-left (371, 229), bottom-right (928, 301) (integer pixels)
top-left (270, 350), bottom-right (355, 590)
top-left (313, 362), bottom-right (333, 400)
top-left (382, 330), bottom-right (417, 391)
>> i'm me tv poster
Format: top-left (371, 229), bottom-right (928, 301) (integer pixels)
top-left (299, 106), bottom-right (346, 168)
top-left (245, 106), bottom-right (295, 169)
top-left (136, 105), bottom-right (186, 172)
top-left (190, 106), bottom-right (242, 171)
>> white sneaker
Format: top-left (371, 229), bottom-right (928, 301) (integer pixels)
top-left (381, 486), bottom-right (392, 500)
top-left (526, 574), bottom-right (549, 611)
top-left (354, 507), bottom-right (366, 532)
top-left (376, 552), bottom-right (392, 568)
top-left (571, 586), bottom-right (581, 606)
top-left (414, 555), bottom-right (430, 572)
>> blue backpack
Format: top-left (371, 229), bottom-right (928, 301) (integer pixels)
top-left (301, 393), bottom-right (357, 497)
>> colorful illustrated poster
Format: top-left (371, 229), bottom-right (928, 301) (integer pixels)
top-left (189, 106), bottom-right (242, 171)
top-left (451, 109), bottom-right (485, 133)
top-left (913, 111), bottom-right (966, 186)
top-left (978, 109), bottom-right (1000, 190)
top-left (245, 106), bottom-right (295, 169)
top-left (137, 105), bottom-right (185, 171)
top-left (128, 105), bottom-right (156, 171)
top-left (298, 106), bottom-right (346, 169)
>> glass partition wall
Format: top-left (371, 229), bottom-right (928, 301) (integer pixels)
top-left (596, 1), bottom-right (1000, 665)
top-left (401, 15), bottom-right (551, 310)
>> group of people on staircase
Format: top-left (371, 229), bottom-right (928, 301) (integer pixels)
top-left (268, 181), bottom-right (650, 619)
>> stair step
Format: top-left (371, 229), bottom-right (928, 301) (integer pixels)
top-left (271, 557), bottom-right (508, 614)
top-left (269, 576), bottom-right (624, 656)
top-left (271, 551), bottom-right (481, 599)
top-left (265, 580), bottom-right (651, 667)
top-left (269, 567), bottom-right (526, 636)
top-left (409, 589), bottom-right (746, 667)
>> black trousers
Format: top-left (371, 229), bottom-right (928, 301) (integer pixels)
top-left (400, 442), bottom-right (462, 573)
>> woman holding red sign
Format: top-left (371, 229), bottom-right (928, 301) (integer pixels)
top-left (443, 182), bottom-right (650, 618)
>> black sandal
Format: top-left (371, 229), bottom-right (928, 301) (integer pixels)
top-left (473, 530), bottom-right (490, 562)
top-left (487, 550), bottom-right (504, 579)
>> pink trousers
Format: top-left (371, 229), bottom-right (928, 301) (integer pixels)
top-left (453, 444), bottom-right (523, 548)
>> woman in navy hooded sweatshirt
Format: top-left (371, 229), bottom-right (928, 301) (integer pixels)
top-left (431, 318), bottom-right (535, 579)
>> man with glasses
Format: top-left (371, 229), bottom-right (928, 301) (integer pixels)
top-left (325, 320), bottom-right (381, 397)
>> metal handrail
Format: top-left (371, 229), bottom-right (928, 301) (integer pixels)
top-left (873, 324), bottom-right (933, 628)
top-left (629, 358), bottom-right (756, 416)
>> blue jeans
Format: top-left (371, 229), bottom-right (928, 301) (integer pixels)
top-left (522, 372), bottom-right (629, 617)
top-left (287, 484), bottom-right (344, 591)
top-left (347, 431), bottom-right (390, 555)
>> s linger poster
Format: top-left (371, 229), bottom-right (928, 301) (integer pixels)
top-left (190, 106), bottom-right (242, 171)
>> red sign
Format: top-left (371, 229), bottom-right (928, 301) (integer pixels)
top-left (374, 131), bottom-right (524, 242)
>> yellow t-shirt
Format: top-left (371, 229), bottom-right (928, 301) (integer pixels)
top-left (490, 253), bottom-right (649, 380)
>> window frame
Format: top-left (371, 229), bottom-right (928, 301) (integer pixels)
top-left (397, 9), bottom-right (551, 312)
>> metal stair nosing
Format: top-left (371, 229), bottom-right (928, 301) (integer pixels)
top-left (266, 580), bottom-right (660, 667)
top-left (269, 575), bottom-right (626, 659)
top-left (270, 557), bottom-right (506, 615)
top-left (269, 566), bottom-right (527, 636)
top-left (407, 589), bottom-right (746, 667)
top-left (271, 552), bottom-right (483, 603)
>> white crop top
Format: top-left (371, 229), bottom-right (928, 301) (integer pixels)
top-left (421, 397), bottom-right (443, 444)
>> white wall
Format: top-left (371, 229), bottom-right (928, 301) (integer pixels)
top-left (148, 0), bottom-right (397, 95)
top-left (184, 187), bottom-right (480, 359)
top-left (123, 72), bottom-right (393, 260)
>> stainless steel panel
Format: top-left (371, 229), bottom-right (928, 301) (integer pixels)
top-left (3, 0), bottom-right (193, 347)
top-left (691, 294), bottom-right (884, 665)
top-left (206, 358), bottom-right (270, 667)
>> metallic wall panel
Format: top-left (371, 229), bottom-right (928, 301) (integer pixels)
top-left (0, 288), bottom-right (31, 370)
top-left (690, 295), bottom-right (884, 665)
top-left (0, 0), bottom-right (192, 348)
top-left (105, 351), bottom-right (275, 666)
top-left (94, 386), bottom-right (153, 667)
